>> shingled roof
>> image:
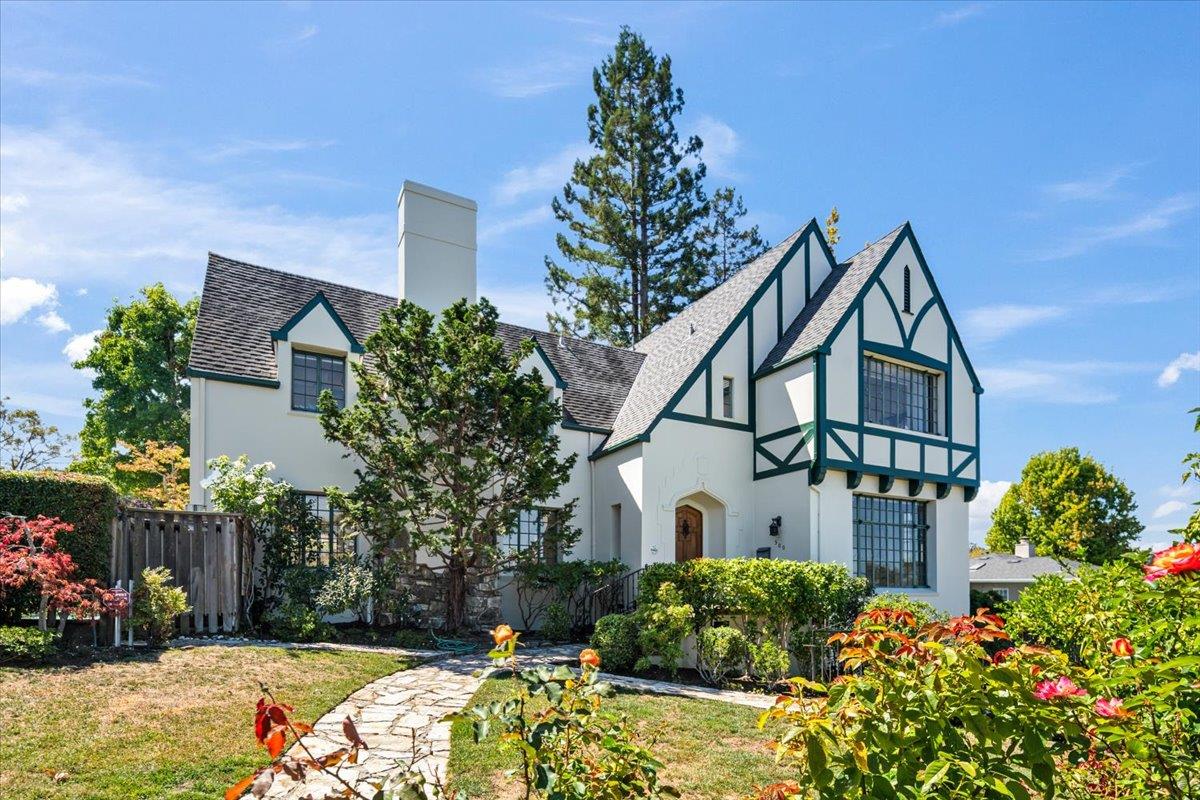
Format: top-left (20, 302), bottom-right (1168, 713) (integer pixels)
top-left (969, 553), bottom-right (1080, 582)
top-left (599, 226), bottom-right (809, 451)
top-left (758, 223), bottom-right (907, 374)
top-left (188, 253), bottom-right (644, 431)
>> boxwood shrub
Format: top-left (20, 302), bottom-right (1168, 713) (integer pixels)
top-left (589, 612), bottom-right (640, 672)
top-left (638, 557), bottom-right (870, 628)
top-left (0, 470), bottom-right (118, 585)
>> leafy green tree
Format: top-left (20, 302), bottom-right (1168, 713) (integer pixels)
top-left (545, 27), bottom-right (710, 346)
top-left (825, 205), bottom-right (841, 253)
top-left (72, 284), bottom-right (198, 485)
top-left (986, 447), bottom-right (1142, 564)
top-left (697, 186), bottom-right (769, 288)
top-left (1177, 406), bottom-right (1200, 539)
top-left (319, 298), bottom-right (579, 631)
top-left (0, 398), bottom-right (72, 470)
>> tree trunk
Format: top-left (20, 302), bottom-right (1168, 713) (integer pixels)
top-left (446, 555), bottom-right (468, 632)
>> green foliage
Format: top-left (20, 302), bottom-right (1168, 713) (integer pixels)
top-left (314, 558), bottom-right (377, 621)
top-left (0, 625), bottom-right (59, 662)
top-left (540, 601), bottom-right (572, 643)
top-left (71, 284), bottom-right (198, 490)
top-left (1176, 407), bottom-right (1200, 539)
top-left (131, 566), bottom-right (190, 645)
top-left (589, 613), bottom-right (641, 673)
top-left (278, 565), bottom-right (330, 607)
top-left (266, 601), bottom-right (334, 643)
top-left (0, 398), bottom-right (72, 470)
top-left (0, 469), bottom-right (117, 586)
top-left (986, 447), bottom-right (1142, 564)
top-left (639, 558), bottom-right (870, 628)
top-left (514, 557), bottom-right (625, 630)
top-left (634, 582), bottom-right (693, 675)
top-left (864, 592), bottom-right (946, 629)
top-left (545, 27), bottom-right (711, 346)
top-left (748, 638), bottom-right (790, 687)
top-left (320, 298), bottom-right (579, 631)
top-left (448, 630), bottom-right (679, 799)
top-left (696, 187), bottom-right (769, 288)
top-left (695, 625), bottom-right (748, 686)
top-left (969, 587), bottom-right (1007, 614)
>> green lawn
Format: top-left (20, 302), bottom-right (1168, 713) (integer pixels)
top-left (0, 644), bottom-right (409, 800)
top-left (446, 677), bottom-right (792, 799)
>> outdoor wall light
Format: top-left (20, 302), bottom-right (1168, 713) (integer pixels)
top-left (769, 516), bottom-right (782, 537)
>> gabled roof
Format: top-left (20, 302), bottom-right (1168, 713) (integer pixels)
top-left (969, 554), bottom-right (1080, 582)
top-left (599, 225), bottom-right (811, 452)
top-left (187, 253), bottom-right (644, 431)
top-left (759, 224), bottom-right (905, 374)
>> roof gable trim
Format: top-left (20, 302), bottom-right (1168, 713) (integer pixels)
top-left (527, 339), bottom-right (568, 389)
top-left (270, 291), bottom-right (366, 354)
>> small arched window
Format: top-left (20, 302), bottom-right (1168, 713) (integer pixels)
top-left (903, 266), bottom-right (912, 313)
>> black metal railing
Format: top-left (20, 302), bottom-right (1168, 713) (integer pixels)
top-left (587, 566), bottom-right (645, 625)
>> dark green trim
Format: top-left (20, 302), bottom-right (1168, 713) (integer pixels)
top-left (824, 458), bottom-right (979, 488)
top-left (814, 350), bottom-right (827, 473)
top-left (775, 273), bottom-right (784, 341)
top-left (963, 485), bottom-right (979, 502)
top-left (755, 443), bottom-right (786, 469)
top-left (757, 422), bottom-right (814, 445)
top-left (270, 291), bottom-right (365, 354)
top-left (952, 452), bottom-right (977, 478)
top-left (863, 341), bottom-right (948, 372)
top-left (804, 242), bottom-right (811, 303)
top-left (185, 367), bottom-right (281, 389)
top-left (589, 433), bottom-right (647, 461)
top-left (808, 465), bottom-right (826, 486)
top-left (753, 348), bottom-right (823, 380)
top-left (827, 427), bottom-right (856, 461)
top-left (755, 460), bottom-right (813, 481)
top-left (827, 419), bottom-right (975, 453)
top-left (879, 474), bottom-right (895, 493)
top-left (663, 411), bottom-right (753, 432)
top-left (846, 470), bottom-right (862, 489)
top-left (528, 340), bottom-right (568, 389)
top-left (705, 364), bottom-right (713, 417)
top-left (936, 482), bottom-right (951, 499)
top-left (907, 479), bottom-right (924, 497)
top-left (562, 422), bottom-right (610, 435)
top-left (783, 431), bottom-right (812, 464)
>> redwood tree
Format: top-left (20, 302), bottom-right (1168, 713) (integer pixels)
top-left (319, 299), bottom-right (578, 630)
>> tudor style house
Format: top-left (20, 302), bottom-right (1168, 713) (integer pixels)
top-left (188, 181), bottom-right (981, 616)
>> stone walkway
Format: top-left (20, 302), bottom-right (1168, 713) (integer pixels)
top-left (257, 644), bottom-right (771, 798)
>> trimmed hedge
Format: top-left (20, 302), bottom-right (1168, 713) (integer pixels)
top-left (638, 557), bottom-right (870, 628)
top-left (0, 470), bottom-right (118, 584)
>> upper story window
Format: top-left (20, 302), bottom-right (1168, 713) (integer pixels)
top-left (722, 376), bottom-right (735, 418)
top-left (853, 494), bottom-right (929, 589)
top-left (292, 350), bottom-right (345, 412)
top-left (863, 355), bottom-right (938, 434)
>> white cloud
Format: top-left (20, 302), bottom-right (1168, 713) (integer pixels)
top-left (1157, 352), bottom-right (1200, 388)
top-left (293, 24), bottom-right (319, 42)
top-left (0, 276), bottom-right (58, 324)
top-left (478, 206), bottom-right (552, 244)
top-left (62, 329), bottom-right (102, 364)
top-left (969, 479), bottom-right (1011, 542)
top-left (1, 66), bottom-right (155, 89)
top-left (493, 143), bottom-right (590, 206)
top-left (1043, 165), bottom-right (1136, 202)
top-left (693, 116), bottom-right (741, 180)
top-left (1153, 500), bottom-right (1188, 519)
top-left (979, 359), bottom-right (1154, 404)
top-left (36, 311), bottom-right (70, 334)
top-left (963, 304), bottom-right (1065, 344)
top-left (1032, 193), bottom-right (1199, 261)
top-left (75, 287), bottom-right (88, 296)
top-left (202, 138), bottom-right (334, 161)
top-left (1, 193), bottom-right (30, 212)
top-left (0, 124), bottom-right (394, 292)
top-left (480, 57), bottom-right (581, 98)
top-left (930, 2), bottom-right (989, 28)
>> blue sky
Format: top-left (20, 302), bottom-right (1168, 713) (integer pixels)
top-left (1, 1), bottom-right (1197, 546)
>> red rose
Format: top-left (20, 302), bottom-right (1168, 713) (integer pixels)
top-left (1110, 637), bottom-right (1134, 658)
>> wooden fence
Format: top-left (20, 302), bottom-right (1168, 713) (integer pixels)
top-left (110, 508), bottom-right (250, 633)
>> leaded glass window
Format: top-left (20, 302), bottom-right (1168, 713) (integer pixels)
top-left (301, 492), bottom-right (354, 565)
top-left (863, 356), bottom-right (938, 434)
top-left (853, 495), bottom-right (928, 588)
top-left (292, 350), bottom-right (346, 412)
top-left (501, 508), bottom-right (559, 563)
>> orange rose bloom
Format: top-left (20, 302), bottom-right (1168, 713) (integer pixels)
top-left (1111, 637), bottom-right (1135, 658)
top-left (579, 648), bottom-right (601, 668)
top-left (490, 624), bottom-right (515, 646)
top-left (1144, 541), bottom-right (1200, 581)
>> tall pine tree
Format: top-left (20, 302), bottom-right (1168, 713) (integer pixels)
top-left (697, 186), bottom-right (769, 288)
top-left (545, 27), bottom-right (709, 347)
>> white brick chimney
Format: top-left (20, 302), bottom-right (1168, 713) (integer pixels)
top-left (1014, 539), bottom-right (1035, 558)
top-left (397, 181), bottom-right (477, 317)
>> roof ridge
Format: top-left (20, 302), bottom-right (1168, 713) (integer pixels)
top-left (207, 252), bottom-right (400, 303)
top-left (838, 222), bottom-right (908, 266)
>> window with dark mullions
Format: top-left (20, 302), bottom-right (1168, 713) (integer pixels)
top-left (863, 356), bottom-right (938, 434)
top-left (853, 495), bottom-right (928, 588)
top-left (301, 493), bottom-right (355, 565)
top-left (502, 508), bottom-right (559, 563)
top-left (292, 350), bottom-right (346, 412)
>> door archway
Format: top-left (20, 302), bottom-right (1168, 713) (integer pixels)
top-left (675, 505), bottom-right (703, 562)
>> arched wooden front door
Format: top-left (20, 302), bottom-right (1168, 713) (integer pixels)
top-left (675, 506), bottom-right (703, 562)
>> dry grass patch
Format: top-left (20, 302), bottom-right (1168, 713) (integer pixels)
top-left (0, 644), bottom-right (408, 800)
top-left (446, 677), bottom-right (790, 799)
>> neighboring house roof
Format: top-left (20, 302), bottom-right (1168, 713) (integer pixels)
top-left (759, 224), bottom-right (906, 374)
top-left (968, 554), bottom-right (1081, 583)
top-left (187, 253), bottom-right (644, 431)
top-left (600, 226), bottom-right (810, 451)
